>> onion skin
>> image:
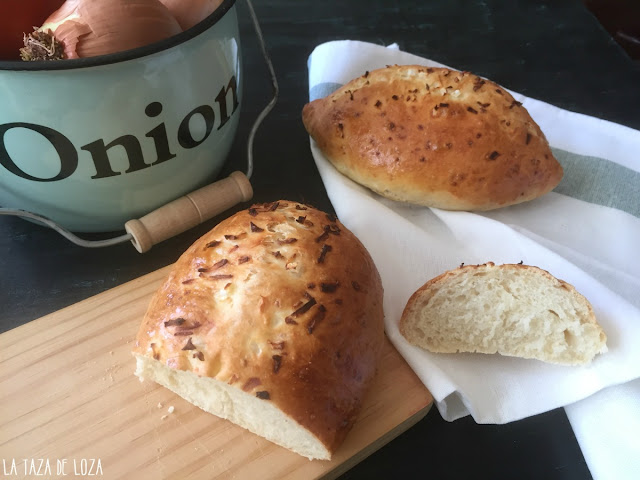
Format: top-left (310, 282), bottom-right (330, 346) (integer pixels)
top-left (0, 0), bottom-right (64, 60)
top-left (160, 0), bottom-right (223, 30)
top-left (41, 0), bottom-right (183, 59)
top-left (43, 0), bottom-right (81, 24)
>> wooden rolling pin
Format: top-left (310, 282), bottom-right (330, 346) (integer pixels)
top-left (125, 171), bottom-right (253, 253)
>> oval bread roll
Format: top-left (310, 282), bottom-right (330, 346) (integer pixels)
top-left (133, 201), bottom-right (385, 460)
top-left (302, 65), bottom-right (564, 210)
top-left (399, 262), bottom-right (607, 365)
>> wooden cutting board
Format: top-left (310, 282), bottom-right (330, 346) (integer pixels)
top-left (0, 266), bottom-right (432, 480)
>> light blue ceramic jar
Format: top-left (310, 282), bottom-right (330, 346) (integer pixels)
top-left (0, 0), bottom-right (241, 232)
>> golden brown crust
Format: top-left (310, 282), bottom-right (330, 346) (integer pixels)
top-left (133, 200), bottom-right (385, 454)
top-left (302, 65), bottom-right (563, 210)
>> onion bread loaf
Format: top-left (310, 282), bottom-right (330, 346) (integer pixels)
top-left (133, 201), bottom-right (385, 460)
top-left (399, 262), bottom-right (607, 365)
top-left (302, 65), bottom-right (563, 211)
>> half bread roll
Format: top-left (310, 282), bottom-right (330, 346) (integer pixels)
top-left (134, 201), bottom-right (385, 460)
top-left (399, 262), bottom-right (607, 365)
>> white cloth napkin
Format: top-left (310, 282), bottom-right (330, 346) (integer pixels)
top-left (306, 40), bottom-right (640, 479)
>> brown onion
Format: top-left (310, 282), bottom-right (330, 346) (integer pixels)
top-left (38, 0), bottom-right (182, 59)
top-left (159, 0), bottom-right (223, 30)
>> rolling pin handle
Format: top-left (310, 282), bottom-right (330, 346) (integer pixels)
top-left (125, 171), bottom-right (253, 253)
